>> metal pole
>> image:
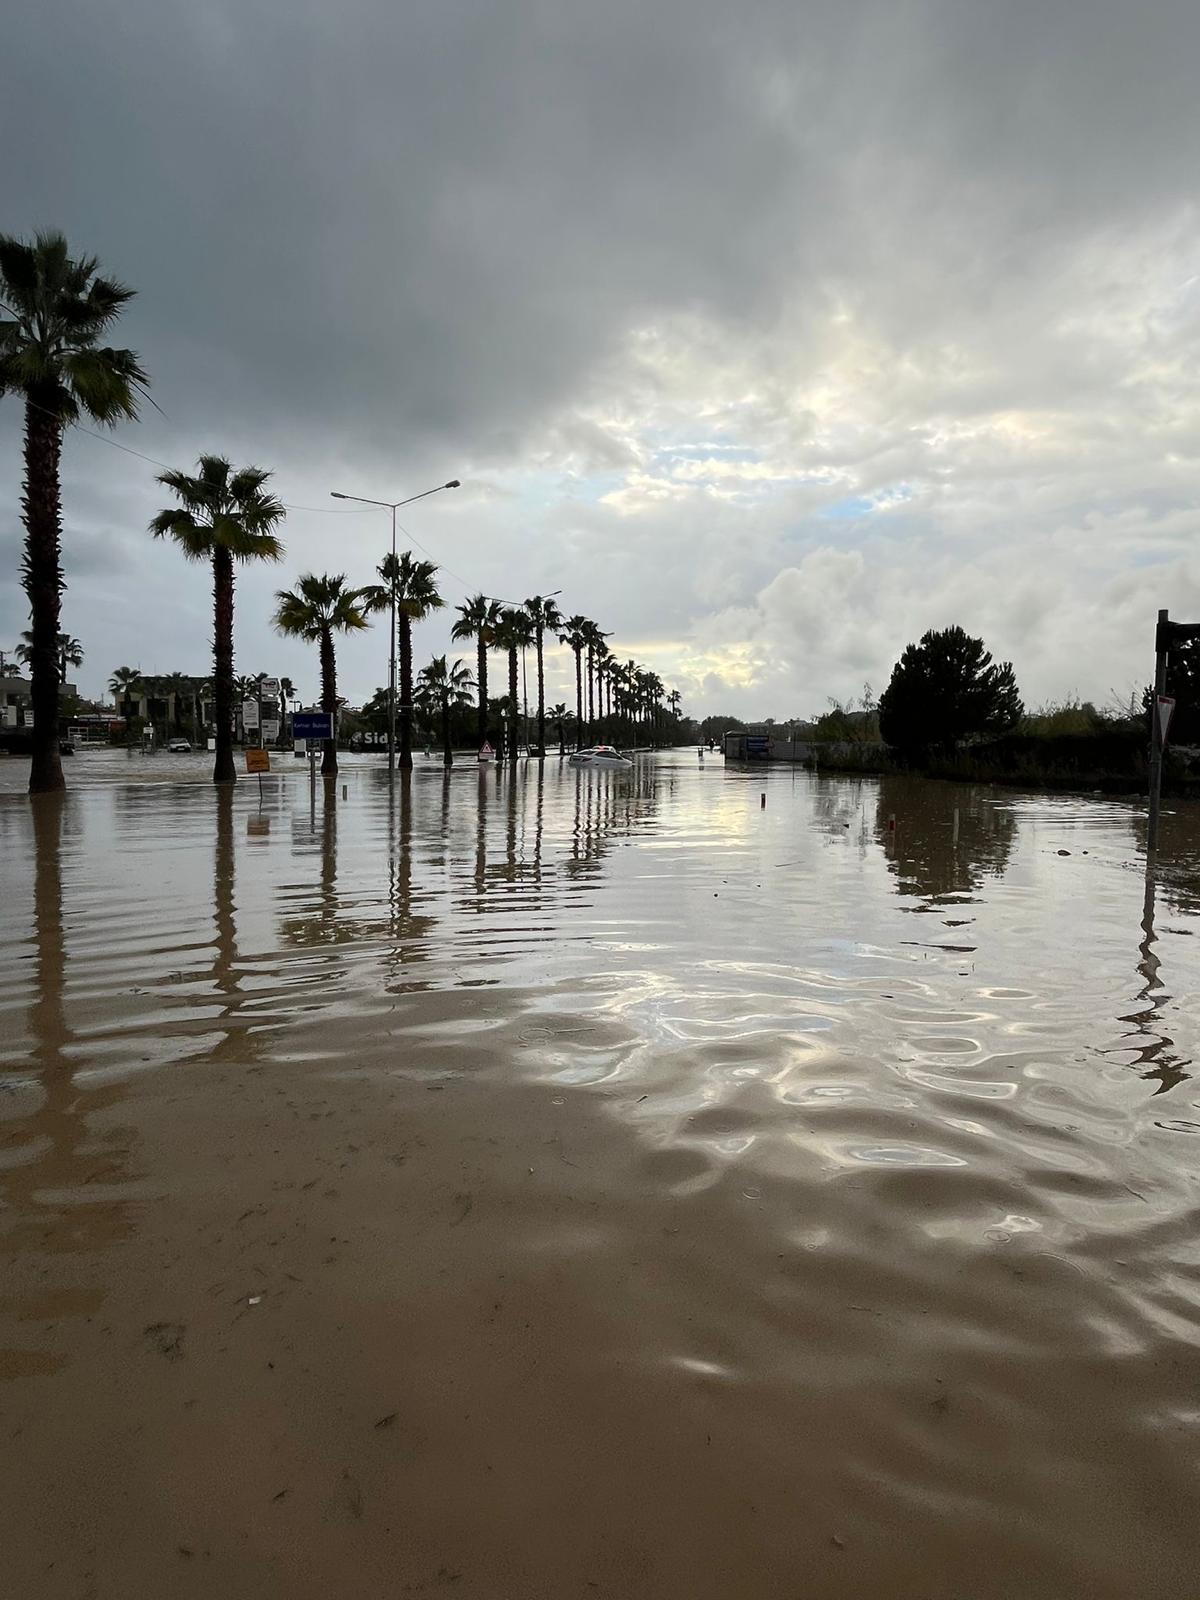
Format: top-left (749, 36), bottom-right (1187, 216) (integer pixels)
top-left (387, 505), bottom-right (398, 771)
top-left (1148, 608), bottom-right (1169, 858)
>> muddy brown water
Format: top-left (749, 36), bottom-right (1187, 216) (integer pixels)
top-left (3, 749), bottom-right (1200, 1598)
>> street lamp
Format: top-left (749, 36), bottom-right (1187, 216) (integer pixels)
top-left (330, 479), bottom-right (460, 769)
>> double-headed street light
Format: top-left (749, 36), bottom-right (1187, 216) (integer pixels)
top-left (330, 479), bottom-right (460, 769)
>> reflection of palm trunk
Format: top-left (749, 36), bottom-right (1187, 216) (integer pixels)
top-left (397, 775), bottom-right (412, 929)
top-left (320, 779), bottom-right (337, 931)
top-left (9, 795), bottom-right (131, 1250)
top-left (214, 787), bottom-right (238, 1011)
top-left (212, 546), bottom-right (236, 783)
top-left (474, 772), bottom-right (489, 900)
top-left (506, 776), bottom-right (518, 878)
top-left (534, 765), bottom-right (544, 883)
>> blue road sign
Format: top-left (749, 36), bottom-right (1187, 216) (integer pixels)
top-left (292, 712), bottom-right (334, 740)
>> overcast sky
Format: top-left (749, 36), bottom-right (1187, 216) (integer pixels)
top-left (4, 0), bottom-right (1200, 719)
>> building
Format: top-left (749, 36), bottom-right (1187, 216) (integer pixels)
top-left (0, 672), bottom-right (79, 729)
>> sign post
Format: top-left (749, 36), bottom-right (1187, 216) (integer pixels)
top-left (1148, 611), bottom-right (1200, 858)
top-left (292, 712), bottom-right (334, 782)
top-left (245, 746), bottom-right (270, 805)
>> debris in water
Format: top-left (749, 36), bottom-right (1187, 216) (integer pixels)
top-left (375, 1412), bottom-right (397, 1429)
top-left (144, 1323), bottom-right (185, 1360)
top-left (248, 1295), bottom-right (262, 1307)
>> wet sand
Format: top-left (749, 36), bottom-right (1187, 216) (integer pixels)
top-left (3, 751), bottom-right (1200, 1597)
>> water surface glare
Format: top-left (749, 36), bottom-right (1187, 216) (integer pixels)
top-left (3, 750), bottom-right (1200, 1598)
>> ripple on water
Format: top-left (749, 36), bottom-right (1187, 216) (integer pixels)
top-left (4, 756), bottom-right (1200, 1596)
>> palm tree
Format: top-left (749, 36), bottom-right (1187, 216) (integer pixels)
top-left (108, 665), bottom-right (141, 720)
top-left (493, 607), bottom-right (533, 761)
top-left (232, 674), bottom-right (258, 741)
top-left (560, 615), bottom-right (590, 751)
top-left (451, 594), bottom-right (502, 754)
top-left (548, 702), bottom-right (571, 757)
top-left (272, 574), bottom-right (368, 776)
top-left (161, 670), bottom-right (193, 733)
top-left (150, 456), bottom-right (285, 783)
top-left (360, 551), bottom-right (444, 770)
top-left (416, 655), bottom-right (475, 767)
top-left (16, 630), bottom-right (84, 684)
top-left (582, 621), bottom-right (610, 742)
top-left (524, 595), bottom-right (563, 760)
top-left (0, 231), bottom-right (148, 793)
top-left (644, 670), bottom-right (664, 744)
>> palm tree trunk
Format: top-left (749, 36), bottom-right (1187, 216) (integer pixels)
top-left (535, 624), bottom-right (546, 760)
top-left (508, 646), bottom-right (519, 763)
top-left (574, 647), bottom-right (584, 750)
top-left (586, 647), bottom-right (594, 741)
top-left (399, 614), bottom-right (414, 771)
top-left (319, 626), bottom-right (338, 776)
top-left (212, 546), bottom-right (236, 784)
top-left (476, 639), bottom-right (488, 752)
top-left (557, 718), bottom-right (565, 757)
top-left (22, 404), bottom-right (66, 794)
top-left (441, 695), bottom-right (453, 767)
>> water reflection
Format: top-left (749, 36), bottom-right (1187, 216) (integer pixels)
top-left (875, 776), bottom-right (1016, 905)
top-left (384, 775), bottom-right (437, 988)
top-left (1110, 868), bottom-right (1191, 1093)
top-left (2, 796), bottom-right (135, 1278)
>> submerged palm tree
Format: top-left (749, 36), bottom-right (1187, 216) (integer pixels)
top-left (272, 574), bottom-right (368, 776)
top-left (524, 594), bottom-right (563, 760)
top-left (1, 230), bottom-right (148, 792)
top-left (150, 455), bottom-right (285, 783)
top-left (416, 655), bottom-right (475, 767)
top-left (559, 614), bottom-right (590, 751)
top-left (451, 594), bottom-right (502, 754)
top-left (359, 551), bottom-right (444, 770)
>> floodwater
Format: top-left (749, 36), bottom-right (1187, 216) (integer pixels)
top-left (3, 749), bottom-right (1200, 1598)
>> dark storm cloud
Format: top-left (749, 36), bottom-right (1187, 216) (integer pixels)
top-left (4, 0), bottom-right (1200, 707)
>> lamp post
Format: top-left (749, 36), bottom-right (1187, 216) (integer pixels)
top-left (330, 479), bottom-right (460, 769)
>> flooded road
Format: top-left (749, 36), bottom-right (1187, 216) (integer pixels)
top-left (3, 750), bottom-right (1200, 1598)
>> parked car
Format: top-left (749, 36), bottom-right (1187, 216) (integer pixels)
top-left (167, 738), bottom-right (192, 753)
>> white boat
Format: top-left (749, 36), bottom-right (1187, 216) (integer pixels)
top-left (568, 744), bottom-right (634, 770)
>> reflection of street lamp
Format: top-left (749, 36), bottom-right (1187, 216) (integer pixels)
top-left (330, 479), bottom-right (460, 769)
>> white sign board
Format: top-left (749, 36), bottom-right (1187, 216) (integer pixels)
top-left (1157, 694), bottom-right (1175, 742)
top-left (242, 699), bottom-right (260, 731)
top-left (261, 718), bottom-right (280, 743)
top-left (258, 677), bottom-right (281, 701)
